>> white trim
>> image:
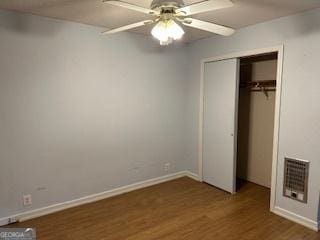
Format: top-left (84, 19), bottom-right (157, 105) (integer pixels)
top-left (270, 46), bottom-right (284, 211)
top-left (185, 171), bottom-right (200, 181)
top-left (198, 61), bottom-right (204, 182)
top-left (0, 171), bottom-right (198, 226)
top-left (201, 46), bottom-right (283, 64)
top-left (232, 59), bottom-right (240, 194)
top-left (273, 206), bottom-right (319, 232)
top-left (0, 217), bottom-right (17, 226)
top-left (0, 219), bottom-right (8, 227)
top-left (198, 45), bottom-right (284, 212)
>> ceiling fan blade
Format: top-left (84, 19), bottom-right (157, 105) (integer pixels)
top-left (177, 0), bottom-right (233, 16)
top-left (182, 18), bottom-right (235, 36)
top-left (102, 20), bottom-right (152, 35)
top-left (103, 0), bottom-right (156, 15)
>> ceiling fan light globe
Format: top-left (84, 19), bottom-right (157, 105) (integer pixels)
top-left (151, 20), bottom-right (185, 45)
top-left (151, 21), bottom-right (169, 41)
top-left (166, 19), bottom-right (184, 40)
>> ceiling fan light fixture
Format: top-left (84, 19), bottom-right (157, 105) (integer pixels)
top-left (151, 19), bottom-right (184, 45)
top-left (103, 0), bottom-right (235, 44)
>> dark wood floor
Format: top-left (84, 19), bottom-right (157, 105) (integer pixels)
top-left (10, 177), bottom-right (320, 239)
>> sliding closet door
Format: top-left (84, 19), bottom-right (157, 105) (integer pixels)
top-left (203, 59), bottom-right (239, 193)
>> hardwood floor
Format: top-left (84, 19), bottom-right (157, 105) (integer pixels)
top-left (10, 177), bottom-right (320, 239)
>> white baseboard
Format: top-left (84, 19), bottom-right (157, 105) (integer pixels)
top-left (273, 206), bottom-right (319, 232)
top-left (185, 171), bottom-right (201, 181)
top-left (0, 217), bottom-right (17, 226)
top-left (0, 171), bottom-right (199, 226)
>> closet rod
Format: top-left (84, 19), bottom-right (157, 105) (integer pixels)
top-left (240, 80), bottom-right (276, 88)
top-left (251, 88), bottom-right (276, 92)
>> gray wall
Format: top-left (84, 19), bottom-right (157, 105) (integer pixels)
top-left (0, 10), bottom-right (188, 219)
top-left (186, 9), bottom-right (320, 223)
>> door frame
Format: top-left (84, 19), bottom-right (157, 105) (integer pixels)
top-left (198, 45), bottom-right (284, 211)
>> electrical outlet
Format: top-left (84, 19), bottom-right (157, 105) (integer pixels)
top-left (164, 163), bottom-right (170, 172)
top-left (23, 194), bottom-right (32, 206)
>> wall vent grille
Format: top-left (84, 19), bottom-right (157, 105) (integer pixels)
top-left (283, 158), bottom-right (309, 203)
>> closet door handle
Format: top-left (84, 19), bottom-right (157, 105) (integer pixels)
top-left (231, 133), bottom-right (234, 137)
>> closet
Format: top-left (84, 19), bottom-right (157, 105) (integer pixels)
top-left (236, 53), bottom-right (278, 189)
top-left (202, 51), bottom-right (278, 195)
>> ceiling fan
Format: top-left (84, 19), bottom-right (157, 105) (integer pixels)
top-left (102, 0), bottom-right (235, 45)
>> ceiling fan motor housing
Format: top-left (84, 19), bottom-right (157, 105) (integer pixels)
top-left (150, 0), bottom-right (185, 10)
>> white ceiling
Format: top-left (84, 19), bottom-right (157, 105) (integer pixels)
top-left (0, 0), bottom-right (320, 42)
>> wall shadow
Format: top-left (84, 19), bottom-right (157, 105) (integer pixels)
top-left (236, 63), bottom-right (252, 190)
top-left (0, 10), bottom-right (65, 37)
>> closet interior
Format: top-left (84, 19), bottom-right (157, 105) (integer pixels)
top-left (236, 53), bottom-right (278, 190)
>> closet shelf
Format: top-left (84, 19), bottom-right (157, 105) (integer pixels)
top-left (240, 80), bottom-right (276, 92)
